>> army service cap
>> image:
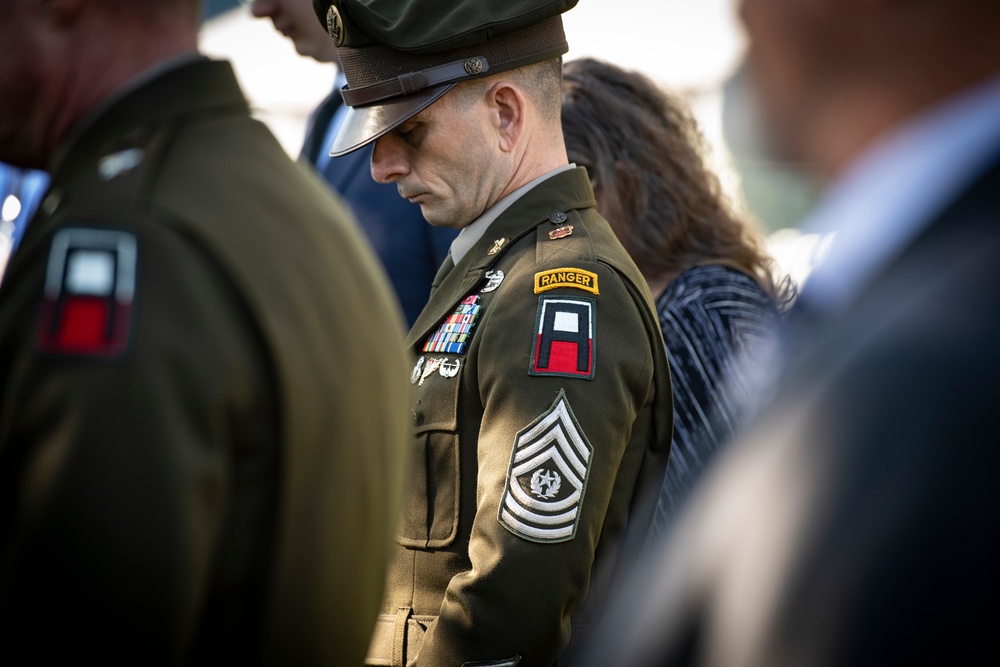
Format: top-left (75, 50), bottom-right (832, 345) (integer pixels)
top-left (312, 0), bottom-right (579, 156)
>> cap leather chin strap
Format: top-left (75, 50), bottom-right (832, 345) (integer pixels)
top-left (341, 56), bottom-right (490, 107)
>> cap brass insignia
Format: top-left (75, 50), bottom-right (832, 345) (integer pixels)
top-left (464, 57), bottom-right (484, 76)
top-left (327, 5), bottom-right (345, 46)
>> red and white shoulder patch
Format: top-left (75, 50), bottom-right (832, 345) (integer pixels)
top-left (529, 296), bottom-right (596, 380)
top-left (35, 227), bottom-right (137, 358)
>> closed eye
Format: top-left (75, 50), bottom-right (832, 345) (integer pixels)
top-left (396, 122), bottom-right (425, 148)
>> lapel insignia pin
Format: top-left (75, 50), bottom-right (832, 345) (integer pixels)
top-left (487, 238), bottom-right (507, 255)
top-left (480, 269), bottom-right (505, 293)
top-left (548, 225), bottom-right (574, 240)
top-left (549, 212), bottom-right (568, 224)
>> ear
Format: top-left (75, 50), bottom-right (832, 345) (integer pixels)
top-left (486, 81), bottom-right (527, 153)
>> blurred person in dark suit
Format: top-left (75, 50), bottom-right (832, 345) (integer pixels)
top-left (250, 0), bottom-right (457, 327)
top-left (581, 1), bottom-right (1000, 665)
top-left (561, 58), bottom-right (793, 533)
top-left (0, 0), bottom-right (411, 662)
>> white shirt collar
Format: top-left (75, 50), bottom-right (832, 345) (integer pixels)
top-left (450, 164), bottom-right (576, 264)
top-left (799, 72), bottom-right (1000, 312)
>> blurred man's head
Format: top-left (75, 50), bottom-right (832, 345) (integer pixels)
top-left (739, 0), bottom-right (1000, 176)
top-left (250, 0), bottom-right (337, 63)
top-left (0, 0), bottom-right (198, 169)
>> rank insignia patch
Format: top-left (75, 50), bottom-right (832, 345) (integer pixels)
top-left (534, 267), bottom-right (599, 295)
top-left (423, 295), bottom-right (481, 354)
top-left (499, 390), bottom-right (592, 543)
top-left (529, 296), bottom-right (595, 380)
top-left (36, 227), bottom-right (137, 358)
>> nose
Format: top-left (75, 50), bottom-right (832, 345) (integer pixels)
top-left (370, 135), bottom-right (410, 184)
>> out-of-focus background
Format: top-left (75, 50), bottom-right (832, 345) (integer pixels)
top-left (198, 0), bottom-right (831, 287)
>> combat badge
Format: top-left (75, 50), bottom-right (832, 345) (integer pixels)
top-left (423, 295), bottom-right (481, 354)
top-left (480, 269), bottom-right (505, 293)
top-left (498, 390), bottom-right (592, 544)
top-left (534, 267), bottom-right (599, 295)
top-left (529, 296), bottom-right (596, 380)
top-left (439, 358), bottom-right (461, 378)
top-left (36, 227), bottom-right (137, 358)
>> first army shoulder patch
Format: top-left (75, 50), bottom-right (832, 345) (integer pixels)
top-left (498, 389), bottom-right (593, 544)
top-left (529, 295), bottom-right (595, 380)
top-left (36, 227), bottom-right (137, 358)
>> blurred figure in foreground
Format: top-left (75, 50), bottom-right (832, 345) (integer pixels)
top-left (582, 0), bottom-right (1000, 665)
top-left (249, 0), bottom-right (457, 327)
top-left (562, 58), bottom-right (792, 532)
top-left (0, 0), bottom-right (410, 662)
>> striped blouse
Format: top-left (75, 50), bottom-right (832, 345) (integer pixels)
top-left (651, 265), bottom-right (780, 538)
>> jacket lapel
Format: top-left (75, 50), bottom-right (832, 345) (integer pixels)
top-left (404, 167), bottom-right (596, 350)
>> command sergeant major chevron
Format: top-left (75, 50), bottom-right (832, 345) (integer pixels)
top-left (309, 0), bottom-right (674, 664)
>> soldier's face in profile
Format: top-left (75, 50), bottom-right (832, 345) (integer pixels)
top-left (371, 88), bottom-right (501, 229)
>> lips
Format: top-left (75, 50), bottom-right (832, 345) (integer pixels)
top-left (398, 188), bottom-right (426, 202)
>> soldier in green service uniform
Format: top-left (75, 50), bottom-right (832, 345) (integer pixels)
top-left (310, 0), bottom-right (675, 664)
top-left (0, 0), bottom-right (410, 663)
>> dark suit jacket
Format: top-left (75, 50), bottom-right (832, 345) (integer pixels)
top-left (302, 91), bottom-right (457, 328)
top-left (580, 150), bottom-right (1000, 666)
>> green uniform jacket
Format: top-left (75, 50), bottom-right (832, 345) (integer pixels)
top-left (369, 168), bottom-right (673, 667)
top-left (0, 58), bottom-right (411, 664)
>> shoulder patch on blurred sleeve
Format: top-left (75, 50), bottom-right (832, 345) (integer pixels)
top-left (498, 390), bottom-right (592, 544)
top-left (36, 227), bottom-right (137, 358)
top-left (529, 295), bottom-right (595, 380)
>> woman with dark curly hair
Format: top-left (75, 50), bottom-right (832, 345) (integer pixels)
top-left (561, 58), bottom-right (794, 534)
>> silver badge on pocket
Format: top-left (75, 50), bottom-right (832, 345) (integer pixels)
top-left (439, 359), bottom-right (461, 378)
top-left (411, 356), bottom-right (426, 385)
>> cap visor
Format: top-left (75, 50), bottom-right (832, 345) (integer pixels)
top-left (328, 83), bottom-right (456, 158)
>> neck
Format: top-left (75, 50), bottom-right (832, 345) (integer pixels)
top-left (496, 121), bottom-right (569, 201)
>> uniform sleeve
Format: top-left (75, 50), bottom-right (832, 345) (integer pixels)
top-left (0, 222), bottom-right (278, 658)
top-left (416, 259), bottom-right (656, 667)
